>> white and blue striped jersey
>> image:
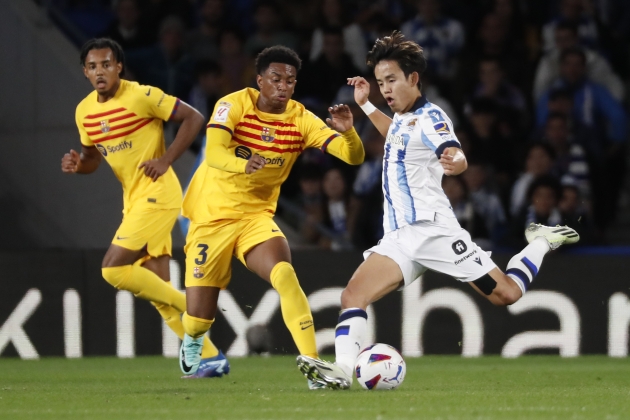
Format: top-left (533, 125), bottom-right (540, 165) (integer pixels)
top-left (381, 96), bottom-right (461, 234)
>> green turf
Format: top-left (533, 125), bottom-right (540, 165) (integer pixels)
top-left (0, 356), bottom-right (629, 420)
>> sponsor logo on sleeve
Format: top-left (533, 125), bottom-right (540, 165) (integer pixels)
top-left (214, 101), bottom-right (232, 123)
top-left (235, 145), bottom-right (252, 160)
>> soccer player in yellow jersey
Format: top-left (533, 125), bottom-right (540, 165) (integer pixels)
top-left (179, 46), bottom-right (365, 388)
top-left (61, 38), bottom-right (228, 377)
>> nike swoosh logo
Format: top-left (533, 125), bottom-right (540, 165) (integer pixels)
top-left (272, 229), bottom-right (280, 232)
top-left (181, 348), bottom-right (193, 373)
top-left (116, 236), bottom-right (128, 240)
top-left (301, 324), bottom-right (313, 330)
top-left (145, 88), bottom-right (151, 96)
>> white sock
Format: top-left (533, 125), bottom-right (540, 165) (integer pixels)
top-left (335, 308), bottom-right (367, 378)
top-left (506, 237), bottom-right (550, 294)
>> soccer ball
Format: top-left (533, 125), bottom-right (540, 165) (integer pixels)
top-left (355, 343), bottom-right (406, 390)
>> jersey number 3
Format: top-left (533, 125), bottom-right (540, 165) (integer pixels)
top-left (195, 244), bottom-right (209, 265)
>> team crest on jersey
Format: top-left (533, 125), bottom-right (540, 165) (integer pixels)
top-left (100, 120), bottom-right (110, 133)
top-left (407, 118), bottom-right (417, 128)
top-left (261, 127), bottom-right (276, 142)
top-left (193, 267), bottom-right (204, 279)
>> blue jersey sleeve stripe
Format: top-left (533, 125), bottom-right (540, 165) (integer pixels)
top-left (321, 133), bottom-right (340, 152)
top-left (420, 131), bottom-right (437, 152)
top-left (207, 123), bottom-right (234, 136)
top-left (434, 140), bottom-right (461, 158)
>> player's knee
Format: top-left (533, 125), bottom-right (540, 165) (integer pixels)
top-left (101, 266), bottom-right (131, 290)
top-left (492, 281), bottom-right (521, 306)
top-left (340, 286), bottom-right (364, 310)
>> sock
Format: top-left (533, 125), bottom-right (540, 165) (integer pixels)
top-left (270, 262), bottom-right (318, 358)
top-left (152, 301), bottom-right (219, 359)
top-left (335, 308), bottom-right (368, 378)
top-left (102, 265), bottom-right (186, 312)
top-left (182, 312), bottom-right (214, 339)
top-left (506, 237), bottom-right (550, 295)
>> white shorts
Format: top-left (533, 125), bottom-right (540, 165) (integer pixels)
top-left (364, 214), bottom-right (496, 287)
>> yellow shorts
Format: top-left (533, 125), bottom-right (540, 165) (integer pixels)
top-left (111, 207), bottom-right (179, 257)
top-left (185, 213), bottom-right (285, 289)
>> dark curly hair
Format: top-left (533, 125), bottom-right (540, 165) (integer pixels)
top-left (366, 31), bottom-right (427, 88)
top-left (255, 45), bottom-right (302, 75)
top-left (80, 38), bottom-right (126, 77)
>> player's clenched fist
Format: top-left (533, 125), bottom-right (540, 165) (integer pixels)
top-left (246, 154), bottom-right (266, 174)
top-left (347, 76), bottom-right (370, 106)
top-left (61, 149), bottom-right (80, 173)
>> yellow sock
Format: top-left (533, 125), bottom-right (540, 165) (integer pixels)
top-left (270, 262), bottom-right (318, 358)
top-left (152, 302), bottom-right (219, 358)
top-left (102, 265), bottom-right (186, 312)
top-left (182, 312), bottom-right (214, 339)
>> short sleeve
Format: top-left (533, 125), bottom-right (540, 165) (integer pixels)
top-left (206, 96), bottom-right (244, 136)
top-left (75, 107), bottom-right (93, 147)
top-left (300, 110), bottom-right (341, 152)
top-left (421, 108), bottom-right (461, 158)
top-left (137, 85), bottom-right (179, 121)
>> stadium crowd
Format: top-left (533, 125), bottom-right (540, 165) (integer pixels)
top-left (51, 0), bottom-right (630, 251)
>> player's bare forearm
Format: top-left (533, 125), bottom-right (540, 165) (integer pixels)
top-left (368, 110), bottom-right (393, 138)
top-left (439, 147), bottom-right (467, 176)
top-left (162, 101), bottom-right (205, 165)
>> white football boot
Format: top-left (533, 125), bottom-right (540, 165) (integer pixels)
top-left (296, 355), bottom-right (351, 390)
top-left (525, 223), bottom-right (580, 250)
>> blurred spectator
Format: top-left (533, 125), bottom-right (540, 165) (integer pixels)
top-left (244, 1), bottom-right (297, 56)
top-left (292, 163), bottom-right (325, 245)
top-left (559, 183), bottom-right (595, 243)
top-left (101, 0), bottom-right (154, 51)
top-left (510, 143), bottom-right (555, 218)
top-left (218, 28), bottom-right (256, 93)
top-left (536, 48), bottom-right (626, 151)
top-left (187, 0), bottom-right (225, 61)
top-left (140, 0), bottom-right (195, 31)
top-left (310, 0), bottom-right (369, 73)
top-left (320, 168), bottom-right (353, 251)
top-left (400, 0), bottom-right (465, 81)
top-left (298, 26), bottom-right (363, 117)
top-left (461, 160), bottom-right (507, 243)
top-left (465, 57), bottom-right (526, 126)
top-left (126, 16), bottom-right (195, 98)
top-left (508, 175), bottom-right (563, 247)
top-left (443, 175), bottom-right (491, 249)
top-left (455, 13), bottom-right (530, 105)
top-left (187, 60), bottom-right (223, 151)
top-left (534, 21), bottom-right (624, 101)
top-left (542, 112), bottom-right (590, 199)
top-left (541, 0), bottom-right (599, 52)
top-left (349, 126), bottom-right (384, 249)
top-left (464, 98), bottom-right (516, 191)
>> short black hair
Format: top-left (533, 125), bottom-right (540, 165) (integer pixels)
top-left (546, 111), bottom-right (568, 124)
top-left (366, 31), bottom-right (427, 87)
top-left (527, 175), bottom-right (562, 202)
top-left (255, 45), bottom-right (302, 75)
top-left (555, 21), bottom-right (579, 35)
top-left (80, 38), bottom-right (126, 77)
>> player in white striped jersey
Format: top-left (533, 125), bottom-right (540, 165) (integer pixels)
top-left (297, 31), bottom-right (580, 390)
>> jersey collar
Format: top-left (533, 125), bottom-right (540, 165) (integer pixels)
top-left (409, 95), bottom-right (427, 113)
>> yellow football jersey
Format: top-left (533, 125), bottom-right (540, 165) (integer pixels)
top-left (75, 80), bottom-right (182, 212)
top-left (182, 88), bottom-right (343, 222)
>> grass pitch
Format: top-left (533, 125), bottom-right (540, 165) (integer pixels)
top-left (1, 356), bottom-right (629, 420)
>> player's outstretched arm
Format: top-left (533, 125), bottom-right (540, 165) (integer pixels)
top-left (347, 76), bottom-right (392, 137)
top-left (439, 147), bottom-right (468, 176)
top-left (139, 101), bottom-right (205, 182)
top-left (61, 146), bottom-right (101, 174)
